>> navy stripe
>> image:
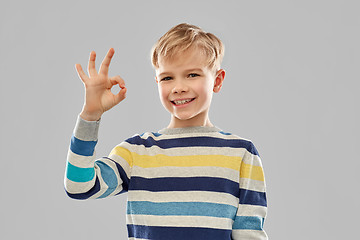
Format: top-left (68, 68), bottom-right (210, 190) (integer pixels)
top-left (65, 177), bottom-right (101, 200)
top-left (129, 176), bottom-right (239, 197)
top-left (70, 135), bottom-right (97, 156)
top-left (127, 224), bottom-right (232, 240)
top-left (115, 189), bottom-right (127, 196)
top-left (239, 189), bottom-right (267, 207)
top-left (103, 157), bottom-right (130, 191)
top-left (126, 135), bottom-right (258, 155)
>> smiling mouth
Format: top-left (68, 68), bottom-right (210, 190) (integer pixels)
top-left (171, 98), bottom-right (195, 106)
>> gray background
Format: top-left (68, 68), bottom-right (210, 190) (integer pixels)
top-left (1, 0), bottom-right (359, 239)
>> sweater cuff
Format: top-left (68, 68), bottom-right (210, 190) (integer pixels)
top-left (73, 115), bottom-right (100, 141)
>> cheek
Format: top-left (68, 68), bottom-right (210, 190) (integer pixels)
top-left (158, 85), bottom-right (169, 101)
top-left (194, 82), bottom-right (212, 98)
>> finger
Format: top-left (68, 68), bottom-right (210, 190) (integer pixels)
top-left (109, 75), bottom-right (125, 88)
top-left (87, 51), bottom-right (98, 77)
top-left (99, 48), bottom-right (115, 75)
top-left (114, 87), bottom-right (127, 105)
top-left (75, 64), bottom-right (88, 83)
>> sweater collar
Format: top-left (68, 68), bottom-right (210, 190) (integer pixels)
top-left (158, 126), bottom-right (221, 135)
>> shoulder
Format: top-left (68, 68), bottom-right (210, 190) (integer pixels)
top-left (110, 131), bottom-right (164, 156)
top-left (119, 129), bottom-right (259, 156)
top-left (123, 131), bottom-right (163, 146)
top-left (215, 129), bottom-right (260, 156)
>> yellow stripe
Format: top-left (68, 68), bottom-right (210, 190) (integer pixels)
top-left (133, 153), bottom-right (241, 171)
top-left (110, 147), bottom-right (264, 181)
top-left (240, 163), bottom-right (265, 181)
top-left (109, 146), bottom-right (133, 167)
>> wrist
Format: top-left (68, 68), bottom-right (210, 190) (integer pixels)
top-left (80, 110), bottom-right (102, 122)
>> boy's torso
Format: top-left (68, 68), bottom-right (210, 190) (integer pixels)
top-left (122, 130), bottom-right (249, 238)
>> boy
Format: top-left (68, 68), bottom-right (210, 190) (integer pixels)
top-left (65, 23), bottom-right (268, 239)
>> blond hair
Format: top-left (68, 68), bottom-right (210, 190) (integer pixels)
top-left (151, 23), bottom-right (225, 71)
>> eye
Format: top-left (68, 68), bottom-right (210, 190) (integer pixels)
top-left (161, 76), bottom-right (172, 81)
top-left (188, 73), bottom-right (199, 78)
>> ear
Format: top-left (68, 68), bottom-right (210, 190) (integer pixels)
top-left (213, 69), bottom-right (225, 93)
top-left (155, 76), bottom-right (159, 84)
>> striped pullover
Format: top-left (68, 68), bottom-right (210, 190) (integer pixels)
top-left (65, 116), bottom-right (268, 239)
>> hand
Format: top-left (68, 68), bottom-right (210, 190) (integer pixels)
top-left (75, 48), bottom-right (127, 121)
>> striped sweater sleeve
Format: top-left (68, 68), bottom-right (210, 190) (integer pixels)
top-left (64, 116), bottom-right (132, 200)
top-left (232, 142), bottom-right (268, 239)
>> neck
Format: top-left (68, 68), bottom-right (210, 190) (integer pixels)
top-left (167, 115), bottom-right (214, 129)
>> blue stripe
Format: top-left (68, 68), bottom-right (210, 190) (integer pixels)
top-left (233, 216), bottom-right (264, 230)
top-left (104, 157), bottom-right (130, 191)
top-left (219, 131), bottom-right (232, 135)
top-left (70, 135), bottom-right (97, 156)
top-left (239, 189), bottom-right (267, 207)
top-left (126, 136), bottom-right (258, 155)
top-left (66, 161), bottom-right (95, 183)
top-left (129, 176), bottom-right (239, 198)
top-left (127, 225), bottom-right (232, 240)
top-left (152, 132), bottom-right (162, 137)
top-left (65, 177), bottom-right (101, 200)
top-left (127, 201), bottom-right (237, 219)
top-left (96, 161), bottom-right (118, 199)
top-left (140, 132), bottom-right (162, 137)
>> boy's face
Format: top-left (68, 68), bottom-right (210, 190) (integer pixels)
top-left (155, 47), bottom-right (225, 128)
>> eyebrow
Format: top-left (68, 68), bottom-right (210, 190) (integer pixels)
top-left (158, 68), bottom-right (204, 77)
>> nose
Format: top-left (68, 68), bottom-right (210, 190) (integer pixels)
top-left (172, 80), bottom-right (189, 94)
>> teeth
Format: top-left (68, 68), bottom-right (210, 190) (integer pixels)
top-left (174, 99), bottom-right (193, 105)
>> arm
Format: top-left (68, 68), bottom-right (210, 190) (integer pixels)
top-left (64, 116), bottom-right (132, 199)
top-left (64, 48), bottom-right (130, 199)
top-left (232, 142), bottom-right (268, 239)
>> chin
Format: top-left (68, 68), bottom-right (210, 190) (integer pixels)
top-left (174, 113), bottom-right (201, 122)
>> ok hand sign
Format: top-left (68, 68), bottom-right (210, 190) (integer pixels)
top-left (75, 48), bottom-right (127, 121)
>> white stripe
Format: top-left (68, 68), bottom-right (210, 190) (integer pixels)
top-left (127, 190), bottom-right (239, 207)
top-left (97, 184), bottom-right (124, 198)
top-left (122, 141), bottom-right (248, 157)
top-left (121, 141), bottom-right (262, 167)
top-left (132, 166), bottom-right (239, 182)
top-left (232, 229), bottom-right (268, 240)
top-left (105, 153), bottom-right (132, 179)
top-left (242, 153), bottom-right (263, 167)
top-left (126, 214), bottom-right (233, 230)
top-left (139, 131), bottom-right (248, 141)
top-left (239, 178), bottom-right (266, 192)
top-left (67, 149), bottom-right (95, 168)
top-left (89, 188), bottom-right (106, 199)
top-left (216, 132), bottom-right (252, 141)
top-left (64, 177), bottom-right (96, 194)
top-left (236, 204), bottom-right (267, 218)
